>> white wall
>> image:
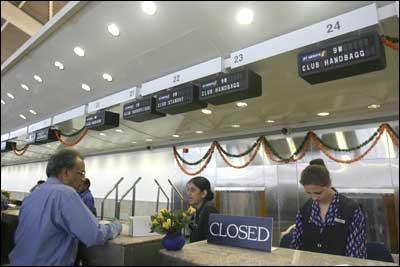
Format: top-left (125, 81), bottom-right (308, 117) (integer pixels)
top-left (1, 147), bottom-right (176, 202)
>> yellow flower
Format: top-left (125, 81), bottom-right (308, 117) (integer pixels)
top-left (162, 219), bottom-right (171, 230)
top-left (152, 219), bottom-right (158, 225)
top-left (159, 208), bottom-right (167, 215)
top-left (182, 212), bottom-right (187, 218)
top-left (187, 206), bottom-right (196, 215)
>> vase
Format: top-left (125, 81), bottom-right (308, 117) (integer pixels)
top-left (162, 232), bottom-right (186, 250)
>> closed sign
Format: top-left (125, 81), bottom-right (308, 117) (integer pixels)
top-left (208, 214), bottom-right (273, 252)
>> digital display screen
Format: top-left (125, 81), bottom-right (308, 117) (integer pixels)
top-left (298, 31), bottom-right (386, 84)
top-left (156, 84), bottom-right (207, 114)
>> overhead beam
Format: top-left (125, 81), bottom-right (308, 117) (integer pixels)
top-left (1, 1), bottom-right (43, 36)
top-left (1, 1), bottom-right (26, 32)
top-left (49, 1), bottom-right (53, 19)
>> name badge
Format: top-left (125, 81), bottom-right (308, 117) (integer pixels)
top-left (334, 218), bottom-right (346, 224)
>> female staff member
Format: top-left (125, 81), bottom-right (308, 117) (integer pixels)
top-left (291, 159), bottom-right (367, 258)
top-left (186, 176), bottom-right (219, 243)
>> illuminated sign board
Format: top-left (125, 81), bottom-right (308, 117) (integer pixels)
top-left (123, 97), bottom-right (165, 122)
top-left (85, 110), bottom-right (120, 131)
top-left (298, 31), bottom-right (386, 84)
top-left (1, 141), bottom-right (16, 152)
top-left (25, 132), bottom-right (37, 144)
top-left (156, 84), bottom-right (207, 114)
top-left (35, 128), bottom-right (58, 144)
top-left (199, 70), bottom-right (262, 105)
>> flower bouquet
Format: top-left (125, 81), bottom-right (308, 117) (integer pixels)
top-left (151, 206), bottom-right (196, 250)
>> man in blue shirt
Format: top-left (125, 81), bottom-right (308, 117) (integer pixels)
top-left (9, 149), bottom-right (122, 266)
top-left (79, 178), bottom-right (97, 216)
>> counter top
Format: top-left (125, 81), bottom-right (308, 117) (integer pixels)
top-left (160, 240), bottom-right (397, 266)
top-left (108, 234), bottom-right (163, 246)
top-left (1, 208), bottom-right (20, 217)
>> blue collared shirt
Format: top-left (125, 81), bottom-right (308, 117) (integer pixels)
top-left (80, 190), bottom-right (97, 216)
top-left (9, 177), bottom-right (119, 266)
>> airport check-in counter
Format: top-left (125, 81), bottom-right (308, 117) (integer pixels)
top-left (160, 240), bottom-right (398, 266)
top-left (1, 209), bottom-right (163, 266)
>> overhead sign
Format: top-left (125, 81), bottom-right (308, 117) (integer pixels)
top-left (199, 69), bottom-right (262, 105)
top-left (141, 57), bottom-right (223, 96)
top-left (298, 31), bottom-right (386, 84)
top-left (1, 141), bottom-right (16, 152)
top-left (208, 214), bottom-right (273, 252)
top-left (155, 84), bottom-right (207, 114)
top-left (230, 4), bottom-right (378, 69)
top-left (123, 97), bottom-right (165, 122)
top-left (1, 133), bottom-right (9, 142)
top-left (88, 87), bottom-right (136, 113)
top-left (28, 118), bottom-right (52, 133)
top-left (35, 128), bottom-right (58, 144)
top-left (9, 127), bottom-right (27, 139)
top-left (25, 132), bottom-right (37, 145)
top-left (85, 110), bottom-right (120, 131)
top-left (53, 105), bottom-right (86, 125)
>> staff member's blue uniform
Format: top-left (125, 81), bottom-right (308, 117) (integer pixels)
top-left (9, 177), bottom-right (120, 266)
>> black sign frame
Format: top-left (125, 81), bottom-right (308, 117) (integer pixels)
top-left (155, 83), bottom-right (207, 115)
top-left (1, 141), bottom-right (16, 152)
top-left (34, 128), bottom-right (58, 144)
top-left (298, 31), bottom-right (386, 84)
top-left (85, 110), bottom-right (120, 131)
top-left (123, 96), bottom-right (166, 122)
top-left (199, 69), bottom-right (262, 105)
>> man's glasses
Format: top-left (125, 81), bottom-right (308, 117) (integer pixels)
top-left (75, 170), bottom-right (86, 177)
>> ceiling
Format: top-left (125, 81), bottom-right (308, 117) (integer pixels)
top-left (1, 1), bottom-right (399, 166)
top-left (1, 1), bottom-right (69, 64)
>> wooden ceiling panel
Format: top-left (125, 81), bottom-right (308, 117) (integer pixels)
top-left (21, 1), bottom-right (49, 25)
top-left (1, 23), bottom-right (30, 64)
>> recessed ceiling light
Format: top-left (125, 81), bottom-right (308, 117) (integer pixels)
top-left (231, 124), bottom-right (241, 128)
top-left (33, 75), bottom-right (43, 83)
top-left (102, 73), bottom-right (113, 82)
top-left (195, 130), bottom-right (204, 134)
top-left (201, 109), bottom-right (212, 115)
top-left (317, 112), bottom-right (330, 117)
top-left (146, 138), bottom-right (153, 142)
top-left (81, 83), bottom-right (91, 91)
top-left (54, 61), bottom-right (64, 70)
top-left (236, 102), bottom-right (248, 108)
top-left (99, 133), bottom-right (106, 136)
top-left (266, 120), bottom-right (275, 123)
top-left (1, 99), bottom-right (5, 105)
top-left (368, 104), bottom-right (381, 109)
top-left (131, 141), bottom-right (137, 144)
top-left (107, 23), bottom-right (120, 36)
top-left (236, 8), bottom-right (254, 25)
top-left (142, 1), bottom-right (157, 15)
top-left (29, 109), bottom-right (37, 115)
top-left (19, 114), bottom-right (26, 120)
top-left (74, 46), bottom-right (85, 57)
top-left (7, 93), bottom-right (15, 99)
top-left (115, 129), bottom-right (123, 133)
top-left (21, 84), bottom-right (29, 91)
top-left (172, 134), bottom-right (180, 138)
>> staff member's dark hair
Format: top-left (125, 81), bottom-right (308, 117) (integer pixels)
top-left (187, 176), bottom-right (214, 201)
top-left (300, 158), bottom-right (331, 186)
top-left (83, 178), bottom-right (91, 188)
top-left (46, 149), bottom-right (84, 178)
